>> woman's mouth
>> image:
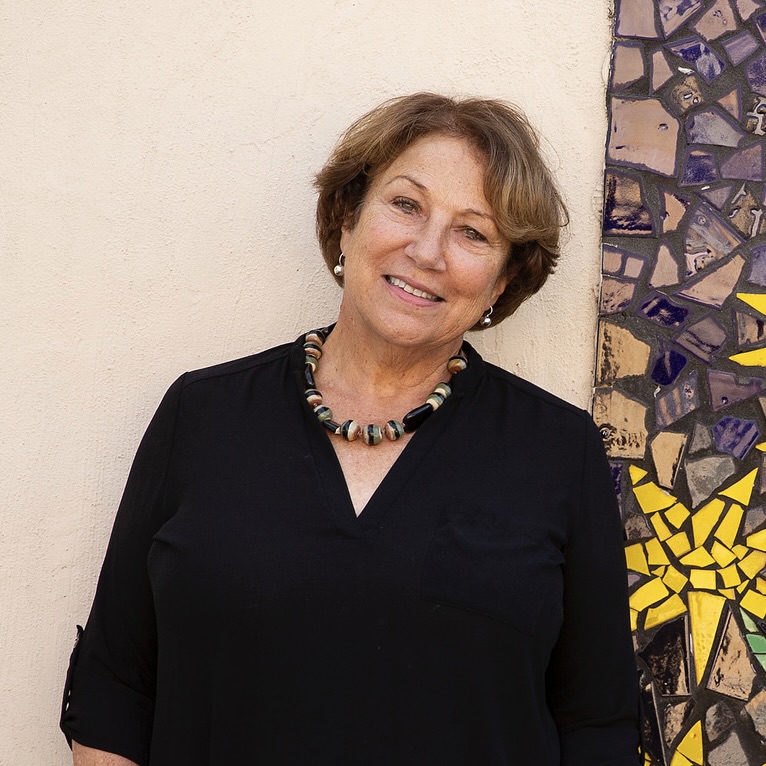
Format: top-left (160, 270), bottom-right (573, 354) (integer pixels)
top-left (385, 276), bottom-right (442, 302)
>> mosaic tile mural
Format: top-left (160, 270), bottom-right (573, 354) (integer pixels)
top-left (599, 1), bottom-right (766, 762)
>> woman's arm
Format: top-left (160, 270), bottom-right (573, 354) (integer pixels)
top-left (73, 741), bottom-right (139, 766)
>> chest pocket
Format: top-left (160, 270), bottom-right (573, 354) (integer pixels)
top-left (419, 504), bottom-right (562, 638)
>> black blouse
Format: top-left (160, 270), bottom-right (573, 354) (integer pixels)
top-left (61, 336), bottom-right (639, 765)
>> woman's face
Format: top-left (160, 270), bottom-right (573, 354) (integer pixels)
top-left (339, 134), bottom-right (510, 354)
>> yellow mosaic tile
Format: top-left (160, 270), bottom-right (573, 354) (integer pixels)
top-left (757, 577), bottom-right (766, 595)
top-left (651, 566), bottom-right (668, 577)
top-left (692, 498), bottom-right (726, 547)
top-left (757, 442), bottom-right (766, 453)
top-left (720, 564), bottom-right (743, 589)
top-left (719, 588), bottom-right (737, 599)
top-left (711, 540), bottom-right (738, 568)
top-left (666, 502), bottom-right (691, 529)
top-left (689, 591), bottom-right (726, 684)
top-left (630, 578), bottom-right (670, 611)
top-left (669, 754), bottom-right (693, 766)
top-left (719, 469), bottom-right (758, 506)
top-left (690, 569), bottom-right (718, 590)
top-left (645, 593), bottom-right (687, 629)
top-left (626, 543), bottom-right (650, 575)
top-left (663, 565), bottom-right (689, 593)
top-left (650, 513), bottom-right (673, 541)
top-left (748, 529), bottom-right (766, 552)
top-left (630, 608), bottom-right (638, 631)
top-left (676, 720), bottom-right (703, 764)
top-left (740, 551), bottom-right (766, 579)
top-left (680, 547), bottom-right (716, 567)
top-left (738, 580), bottom-right (750, 594)
top-left (646, 537), bottom-right (670, 566)
top-left (737, 293), bottom-right (766, 315)
top-left (733, 544), bottom-right (749, 559)
top-left (667, 531), bottom-right (692, 557)
top-left (714, 503), bottom-right (744, 549)
top-left (634, 481), bottom-right (677, 514)
top-left (629, 464), bottom-right (648, 484)
top-left (730, 348), bottom-right (766, 366)
top-left (741, 589), bottom-right (766, 619)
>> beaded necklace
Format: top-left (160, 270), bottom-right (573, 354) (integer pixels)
top-left (302, 327), bottom-right (468, 446)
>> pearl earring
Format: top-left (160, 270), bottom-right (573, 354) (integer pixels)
top-left (333, 253), bottom-right (346, 277)
top-left (478, 306), bottom-right (493, 328)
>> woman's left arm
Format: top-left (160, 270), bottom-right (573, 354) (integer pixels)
top-left (546, 416), bottom-right (640, 765)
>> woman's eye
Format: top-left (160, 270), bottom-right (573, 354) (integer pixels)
top-left (464, 227), bottom-right (487, 243)
top-left (393, 197), bottom-right (418, 213)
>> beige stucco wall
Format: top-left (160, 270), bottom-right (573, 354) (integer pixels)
top-left (1, 1), bottom-right (610, 761)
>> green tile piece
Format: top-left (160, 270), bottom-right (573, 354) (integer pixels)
top-left (747, 634), bottom-right (766, 653)
top-left (741, 608), bottom-right (758, 633)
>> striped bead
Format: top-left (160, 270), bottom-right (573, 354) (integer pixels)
top-left (303, 342), bottom-right (323, 359)
top-left (426, 392), bottom-right (446, 410)
top-left (384, 420), bottom-right (405, 441)
top-left (322, 418), bottom-right (341, 434)
top-left (305, 388), bottom-right (323, 407)
top-left (305, 331), bottom-right (324, 346)
top-left (304, 366), bottom-right (315, 389)
top-left (447, 355), bottom-right (467, 374)
top-left (432, 382), bottom-right (452, 399)
top-left (305, 355), bottom-right (318, 371)
top-left (340, 420), bottom-right (362, 441)
top-left (362, 424), bottom-right (382, 445)
top-left (314, 405), bottom-right (333, 422)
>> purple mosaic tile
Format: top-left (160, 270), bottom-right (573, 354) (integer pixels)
top-left (667, 36), bottom-right (726, 82)
top-left (721, 30), bottom-right (761, 66)
top-left (659, 0), bottom-right (703, 38)
top-left (651, 349), bottom-right (688, 386)
top-left (747, 244), bottom-right (766, 286)
top-left (711, 416), bottom-right (760, 459)
top-left (656, 371), bottom-right (700, 428)
top-left (699, 184), bottom-right (733, 209)
top-left (755, 11), bottom-right (766, 42)
top-left (708, 369), bottom-right (765, 410)
top-left (615, 0), bottom-right (661, 38)
top-left (603, 171), bottom-right (655, 236)
top-left (674, 315), bottom-right (727, 362)
top-left (747, 51), bottom-right (766, 95)
top-left (685, 107), bottom-right (747, 147)
top-left (680, 148), bottom-right (719, 185)
top-left (637, 291), bottom-right (690, 327)
top-left (720, 142), bottom-right (764, 181)
top-left (684, 204), bottom-right (743, 278)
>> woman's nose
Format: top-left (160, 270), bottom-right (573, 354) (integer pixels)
top-left (406, 220), bottom-right (447, 270)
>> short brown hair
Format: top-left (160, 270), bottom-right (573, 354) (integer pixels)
top-left (314, 92), bottom-right (568, 326)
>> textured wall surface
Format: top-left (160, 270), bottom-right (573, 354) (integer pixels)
top-left (1, 1), bottom-right (610, 762)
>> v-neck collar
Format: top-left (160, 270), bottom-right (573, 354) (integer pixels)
top-left (288, 330), bottom-right (486, 535)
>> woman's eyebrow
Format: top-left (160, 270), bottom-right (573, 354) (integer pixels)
top-left (385, 174), bottom-right (495, 221)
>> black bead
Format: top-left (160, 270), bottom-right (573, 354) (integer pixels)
top-left (322, 419), bottom-right (341, 433)
top-left (402, 403), bottom-right (434, 433)
top-left (304, 365), bottom-right (315, 389)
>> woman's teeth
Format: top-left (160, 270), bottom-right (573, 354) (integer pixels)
top-left (386, 276), bottom-right (440, 302)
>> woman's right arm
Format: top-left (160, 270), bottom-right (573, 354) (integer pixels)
top-left (73, 741), bottom-right (139, 766)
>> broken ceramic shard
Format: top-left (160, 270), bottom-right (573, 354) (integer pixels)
top-left (651, 431), bottom-right (688, 488)
top-left (674, 316), bottom-right (727, 362)
top-left (689, 422), bottom-right (713, 453)
top-left (721, 29), bottom-right (759, 66)
top-left (747, 51), bottom-right (766, 96)
top-left (707, 369), bottom-right (765, 410)
top-left (651, 349), bottom-right (687, 386)
top-left (698, 184), bottom-right (732, 210)
top-left (608, 97), bottom-right (680, 176)
top-left (725, 186), bottom-right (764, 237)
top-left (737, 312), bottom-right (766, 346)
top-left (685, 455), bottom-right (736, 507)
top-left (660, 189), bottom-right (689, 233)
top-left (659, 0), bottom-right (703, 37)
top-left (743, 505), bottom-right (766, 535)
top-left (704, 701), bottom-right (735, 745)
top-left (675, 254), bottom-right (744, 308)
top-left (668, 75), bottom-right (705, 113)
top-left (615, 0), bottom-right (661, 37)
top-left (680, 148), bottom-right (720, 185)
top-left (650, 242), bottom-right (681, 287)
top-left (603, 171), bottom-right (655, 236)
top-left (662, 699), bottom-right (695, 750)
top-left (685, 107), bottom-right (746, 147)
top-left (684, 204), bottom-right (743, 278)
top-left (692, 0), bottom-right (737, 40)
top-left (638, 616), bottom-right (690, 695)
top-left (651, 49), bottom-right (675, 93)
top-left (667, 36), bottom-right (726, 83)
top-left (708, 730), bottom-right (747, 766)
top-left (689, 591), bottom-right (727, 685)
top-left (746, 244), bottom-right (766, 287)
top-left (655, 371), bottom-right (700, 428)
top-left (600, 277), bottom-right (637, 314)
top-left (720, 142), bottom-right (764, 181)
top-left (593, 388), bottom-right (648, 459)
top-left (596, 322), bottom-right (651, 384)
top-left (706, 609), bottom-right (757, 699)
top-left (711, 416), bottom-right (760, 459)
top-left (718, 86), bottom-right (741, 120)
top-left (611, 42), bottom-right (646, 91)
top-left (637, 292), bottom-right (690, 327)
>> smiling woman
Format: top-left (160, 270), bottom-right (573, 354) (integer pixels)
top-left (61, 93), bottom-right (640, 766)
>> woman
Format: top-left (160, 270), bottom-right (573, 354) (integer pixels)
top-left (61, 93), bottom-right (639, 765)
